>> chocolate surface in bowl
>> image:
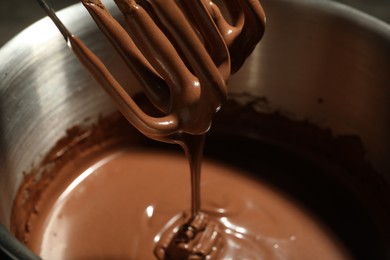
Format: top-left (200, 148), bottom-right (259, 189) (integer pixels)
top-left (0, 0), bottom-right (390, 259)
top-left (8, 106), bottom-right (352, 259)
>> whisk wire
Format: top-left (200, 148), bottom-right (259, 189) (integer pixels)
top-left (35, 0), bottom-right (72, 42)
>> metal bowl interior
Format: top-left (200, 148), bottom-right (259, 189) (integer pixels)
top-left (0, 0), bottom-right (390, 258)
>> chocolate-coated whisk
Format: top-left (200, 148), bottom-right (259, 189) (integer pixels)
top-left (34, 0), bottom-right (265, 141)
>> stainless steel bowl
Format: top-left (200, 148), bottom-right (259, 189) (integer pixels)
top-left (0, 0), bottom-right (389, 258)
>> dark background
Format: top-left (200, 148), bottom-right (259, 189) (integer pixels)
top-left (1, 0), bottom-right (390, 48)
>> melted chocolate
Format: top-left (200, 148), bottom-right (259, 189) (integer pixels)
top-left (11, 106), bottom-right (356, 259)
top-left (14, 132), bottom-right (350, 259)
top-left (10, 0), bottom-right (357, 258)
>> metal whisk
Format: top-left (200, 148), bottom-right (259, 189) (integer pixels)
top-left (34, 0), bottom-right (265, 142)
